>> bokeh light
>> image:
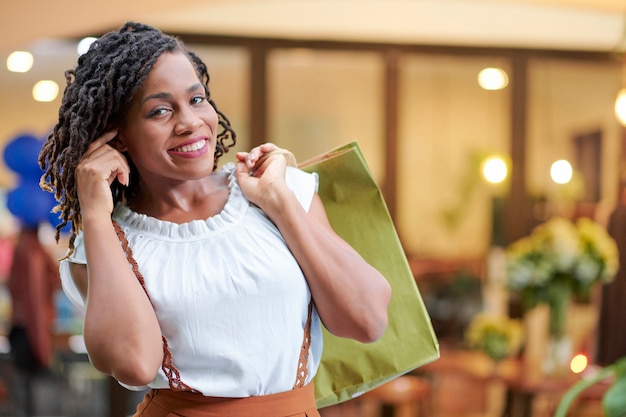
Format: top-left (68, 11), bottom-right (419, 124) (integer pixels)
top-left (77, 37), bottom-right (97, 56)
top-left (482, 156), bottom-right (508, 184)
top-left (32, 80), bottom-right (59, 102)
top-left (615, 88), bottom-right (626, 126)
top-left (478, 68), bottom-right (509, 90)
top-left (550, 159), bottom-right (573, 184)
top-left (7, 51), bottom-right (33, 73)
top-left (570, 353), bottom-right (588, 374)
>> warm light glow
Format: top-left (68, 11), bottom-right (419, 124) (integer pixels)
top-left (616, 88), bottom-right (626, 126)
top-left (550, 160), bottom-right (573, 184)
top-left (570, 354), bottom-right (588, 374)
top-left (77, 37), bottom-right (97, 55)
top-left (478, 68), bottom-right (509, 90)
top-left (32, 80), bottom-right (59, 102)
top-left (6, 51), bottom-right (33, 73)
top-left (482, 156), bottom-right (508, 184)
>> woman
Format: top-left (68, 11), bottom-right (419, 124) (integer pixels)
top-left (39, 21), bottom-right (391, 416)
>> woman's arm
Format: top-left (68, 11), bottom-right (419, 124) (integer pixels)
top-left (72, 132), bottom-right (162, 385)
top-left (278, 193), bottom-right (391, 342)
top-left (236, 148), bottom-right (391, 343)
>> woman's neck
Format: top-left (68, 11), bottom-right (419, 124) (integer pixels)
top-left (128, 172), bottom-right (230, 223)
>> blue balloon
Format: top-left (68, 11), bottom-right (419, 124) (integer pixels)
top-left (3, 134), bottom-right (44, 179)
top-left (47, 208), bottom-right (72, 234)
top-left (6, 181), bottom-right (56, 228)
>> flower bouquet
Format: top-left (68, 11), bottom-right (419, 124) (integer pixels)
top-left (505, 216), bottom-right (618, 338)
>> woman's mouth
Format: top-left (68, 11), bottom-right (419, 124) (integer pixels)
top-left (171, 139), bottom-right (206, 153)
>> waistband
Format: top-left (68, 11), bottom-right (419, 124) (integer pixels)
top-left (136, 382), bottom-right (318, 417)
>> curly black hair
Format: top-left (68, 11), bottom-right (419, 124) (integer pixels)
top-left (39, 21), bottom-right (237, 255)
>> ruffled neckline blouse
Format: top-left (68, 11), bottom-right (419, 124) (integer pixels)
top-left (112, 162), bottom-right (247, 240)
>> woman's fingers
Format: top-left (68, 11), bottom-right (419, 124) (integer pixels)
top-left (79, 130), bottom-right (130, 186)
top-left (251, 149), bottom-right (297, 174)
top-left (75, 131), bottom-right (131, 216)
top-left (236, 142), bottom-right (277, 170)
top-left (236, 143), bottom-right (296, 177)
top-left (84, 130), bottom-right (119, 157)
top-left (80, 149), bottom-right (129, 187)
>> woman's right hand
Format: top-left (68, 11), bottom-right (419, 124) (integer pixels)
top-left (75, 130), bottom-right (130, 219)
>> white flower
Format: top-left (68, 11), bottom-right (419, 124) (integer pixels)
top-left (505, 216), bottom-right (619, 299)
top-left (548, 218), bottom-right (580, 272)
top-left (574, 256), bottom-right (601, 284)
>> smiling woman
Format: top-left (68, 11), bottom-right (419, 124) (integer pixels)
top-left (36, 21), bottom-right (391, 417)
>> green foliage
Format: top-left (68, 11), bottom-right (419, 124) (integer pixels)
top-left (554, 356), bottom-right (626, 417)
top-left (603, 363), bottom-right (626, 417)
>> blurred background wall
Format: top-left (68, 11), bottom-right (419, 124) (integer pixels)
top-left (2, 0), bottom-right (625, 256)
top-left (0, 1), bottom-right (625, 415)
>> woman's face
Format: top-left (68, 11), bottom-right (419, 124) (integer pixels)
top-left (118, 51), bottom-right (219, 185)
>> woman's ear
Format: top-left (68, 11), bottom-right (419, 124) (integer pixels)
top-left (110, 134), bottom-right (128, 152)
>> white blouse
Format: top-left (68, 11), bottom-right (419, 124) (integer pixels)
top-left (59, 164), bottom-right (323, 397)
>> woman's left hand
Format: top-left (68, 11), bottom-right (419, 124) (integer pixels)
top-left (235, 143), bottom-right (295, 209)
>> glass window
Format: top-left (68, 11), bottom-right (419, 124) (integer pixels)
top-left (527, 58), bottom-right (621, 222)
top-left (267, 48), bottom-right (385, 181)
top-left (398, 55), bottom-right (511, 257)
top-left (190, 45), bottom-right (250, 165)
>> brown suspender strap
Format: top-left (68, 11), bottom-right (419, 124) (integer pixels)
top-left (113, 220), bottom-right (197, 392)
top-left (111, 220), bottom-right (313, 392)
top-left (294, 301), bottom-right (313, 388)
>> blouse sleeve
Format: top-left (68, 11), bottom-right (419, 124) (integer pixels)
top-left (285, 166), bottom-right (318, 213)
top-left (59, 232), bottom-right (87, 312)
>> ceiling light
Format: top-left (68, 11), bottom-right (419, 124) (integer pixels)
top-left (478, 67), bottom-right (509, 90)
top-left (77, 37), bottom-right (97, 56)
top-left (6, 51), bottom-right (34, 73)
top-left (32, 80), bottom-right (59, 102)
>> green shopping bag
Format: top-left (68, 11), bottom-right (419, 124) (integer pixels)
top-left (299, 141), bottom-right (440, 408)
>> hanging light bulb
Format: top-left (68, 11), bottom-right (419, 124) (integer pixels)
top-left (616, 88), bottom-right (626, 126)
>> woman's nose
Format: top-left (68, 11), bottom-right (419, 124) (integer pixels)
top-left (174, 107), bottom-right (202, 135)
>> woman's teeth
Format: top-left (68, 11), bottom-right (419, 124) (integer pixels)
top-left (174, 139), bottom-right (205, 152)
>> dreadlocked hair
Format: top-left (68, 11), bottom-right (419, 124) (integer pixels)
top-left (38, 21), bottom-right (237, 256)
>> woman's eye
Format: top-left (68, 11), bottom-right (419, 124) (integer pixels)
top-left (148, 107), bottom-right (168, 117)
top-left (191, 95), bottom-right (206, 105)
